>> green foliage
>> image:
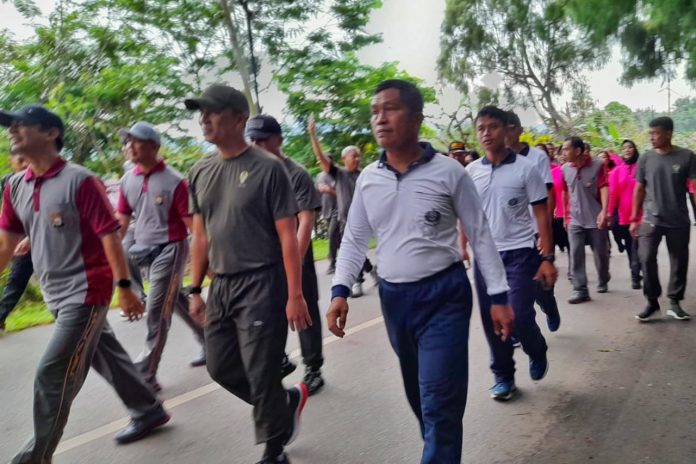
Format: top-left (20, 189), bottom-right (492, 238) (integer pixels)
top-left (439, 0), bottom-right (608, 134)
top-left (562, 0), bottom-right (696, 84)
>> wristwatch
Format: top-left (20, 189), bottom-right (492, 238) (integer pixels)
top-left (116, 279), bottom-right (131, 289)
top-left (189, 286), bottom-right (203, 295)
top-left (541, 255), bottom-right (555, 264)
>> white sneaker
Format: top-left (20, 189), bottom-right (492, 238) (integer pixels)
top-left (351, 282), bottom-right (363, 298)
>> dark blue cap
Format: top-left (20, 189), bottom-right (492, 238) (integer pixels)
top-left (245, 114), bottom-right (282, 140)
top-left (0, 105), bottom-right (65, 150)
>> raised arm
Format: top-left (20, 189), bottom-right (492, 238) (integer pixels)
top-left (308, 113), bottom-right (332, 174)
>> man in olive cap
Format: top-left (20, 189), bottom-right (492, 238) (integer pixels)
top-left (447, 141), bottom-right (467, 166)
top-left (185, 85), bottom-right (310, 464)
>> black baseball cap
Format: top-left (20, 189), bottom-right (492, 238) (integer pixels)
top-left (0, 104), bottom-right (65, 150)
top-left (184, 84), bottom-right (249, 114)
top-left (245, 115), bottom-right (282, 140)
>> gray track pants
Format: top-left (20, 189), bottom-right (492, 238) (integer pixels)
top-left (11, 304), bottom-right (163, 464)
top-left (131, 240), bottom-right (204, 384)
top-left (568, 225), bottom-right (610, 296)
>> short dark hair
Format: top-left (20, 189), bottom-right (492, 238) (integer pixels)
top-left (649, 116), bottom-right (674, 132)
top-left (475, 106), bottom-right (508, 125)
top-left (565, 136), bottom-right (584, 150)
top-left (374, 79), bottom-right (424, 113)
top-left (466, 149), bottom-right (480, 160)
top-left (535, 143), bottom-right (550, 156)
top-left (506, 110), bottom-right (522, 128)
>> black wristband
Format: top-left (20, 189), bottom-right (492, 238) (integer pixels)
top-left (116, 279), bottom-right (131, 288)
top-left (189, 286), bottom-right (203, 295)
top-left (541, 255), bottom-right (555, 264)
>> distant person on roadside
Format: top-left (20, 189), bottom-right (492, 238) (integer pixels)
top-left (631, 117), bottom-right (696, 322)
top-left (608, 139), bottom-right (642, 290)
top-left (447, 141), bottom-right (467, 166)
top-left (308, 114), bottom-right (377, 298)
top-left (315, 160), bottom-right (340, 274)
top-left (562, 136), bottom-right (610, 304)
top-left (0, 152), bottom-right (32, 332)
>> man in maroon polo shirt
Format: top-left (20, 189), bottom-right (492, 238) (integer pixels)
top-left (0, 105), bottom-right (170, 464)
top-left (116, 121), bottom-right (206, 391)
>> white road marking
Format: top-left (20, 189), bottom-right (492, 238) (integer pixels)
top-left (54, 316), bottom-right (384, 455)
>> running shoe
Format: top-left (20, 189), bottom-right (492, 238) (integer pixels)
top-left (635, 305), bottom-right (660, 322)
top-left (490, 380), bottom-right (517, 401)
top-left (530, 356), bottom-right (549, 381)
top-left (666, 302), bottom-right (691, 321)
top-left (284, 383), bottom-right (308, 446)
top-left (303, 368), bottom-right (325, 396)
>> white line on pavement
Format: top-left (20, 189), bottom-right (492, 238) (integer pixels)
top-left (54, 315), bottom-right (385, 455)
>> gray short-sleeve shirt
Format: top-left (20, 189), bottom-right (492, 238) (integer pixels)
top-left (562, 157), bottom-right (608, 229)
top-left (636, 147), bottom-right (696, 228)
top-left (315, 171), bottom-right (337, 219)
top-left (328, 164), bottom-right (360, 222)
top-left (188, 147), bottom-right (299, 275)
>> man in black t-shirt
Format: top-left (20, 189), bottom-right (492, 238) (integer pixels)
top-left (246, 114), bottom-right (326, 397)
top-left (186, 85), bottom-right (311, 464)
top-left (631, 116), bottom-right (696, 322)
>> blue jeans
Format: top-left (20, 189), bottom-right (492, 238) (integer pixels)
top-left (379, 263), bottom-right (472, 464)
top-left (475, 248), bottom-right (548, 383)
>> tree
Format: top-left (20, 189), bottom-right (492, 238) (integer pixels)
top-left (562, 0), bottom-right (696, 85)
top-left (438, 0), bottom-right (608, 134)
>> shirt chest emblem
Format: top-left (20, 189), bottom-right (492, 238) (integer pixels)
top-left (508, 198), bottom-right (519, 206)
top-left (51, 212), bottom-right (64, 228)
top-left (424, 210), bottom-right (441, 226)
top-left (239, 170), bottom-right (249, 186)
top-left (155, 194), bottom-right (164, 205)
top-left (672, 164), bottom-right (681, 173)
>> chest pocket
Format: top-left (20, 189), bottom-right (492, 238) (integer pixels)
top-left (500, 186), bottom-right (528, 220)
top-left (413, 190), bottom-right (452, 238)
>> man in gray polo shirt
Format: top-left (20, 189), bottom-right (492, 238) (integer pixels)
top-left (0, 105), bottom-right (169, 463)
top-left (467, 106), bottom-right (557, 401)
top-left (561, 136), bottom-right (610, 304)
top-left (116, 122), bottom-right (206, 392)
top-left (630, 116), bottom-right (696, 321)
top-left (327, 80), bottom-right (513, 464)
top-left (308, 114), bottom-right (376, 297)
top-left (246, 114), bottom-right (326, 396)
top-left (185, 85), bottom-right (310, 464)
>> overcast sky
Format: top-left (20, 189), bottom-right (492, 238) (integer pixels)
top-left (2, 0), bottom-right (694, 127)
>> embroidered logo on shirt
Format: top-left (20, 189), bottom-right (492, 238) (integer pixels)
top-left (424, 210), bottom-right (441, 226)
top-left (155, 194), bottom-right (164, 205)
top-left (508, 198), bottom-right (519, 206)
top-left (240, 170), bottom-right (249, 185)
top-left (50, 212), bottom-right (64, 228)
top-left (672, 164), bottom-right (680, 173)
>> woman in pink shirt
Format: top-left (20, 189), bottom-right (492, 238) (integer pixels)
top-left (608, 139), bottom-right (642, 289)
top-left (551, 163), bottom-right (569, 252)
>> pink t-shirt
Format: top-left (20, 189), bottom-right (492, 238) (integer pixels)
top-left (551, 165), bottom-right (565, 219)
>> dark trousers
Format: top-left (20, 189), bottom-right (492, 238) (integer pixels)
top-left (12, 304), bottom-right (162, 464)
top-left (568, 226), bottom-right (610, 295)
top-left (205, 264), bottom-right (291, 444)
top-left (379, 263), bottom-right (472, 464)
top-left (552, 218), bottom-right (568, 252)
top-left (638, 224), bottom-right (691, 302)
top-left (298, 246), bottom-right (323, 370)
top-left (613, 225), bottom-right (641, 281)
top-left (0, 253), bottom-right (33, 323)
top-left (475, 248), bottom-right (548, 383)
top-left (327, 212), bottom-right (340, 267)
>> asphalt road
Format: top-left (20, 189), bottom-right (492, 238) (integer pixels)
top-left (1, 241), bottom-right (695, 463)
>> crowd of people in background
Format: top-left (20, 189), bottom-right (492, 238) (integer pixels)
top-left (0, 80), bottom-right (694, 464)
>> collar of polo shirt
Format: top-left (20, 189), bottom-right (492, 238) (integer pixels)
top-left (24, 157), bottom-right (67, 182)
top-left (133, 159), bottom-right (166, 176)
top-left (481, 150), bottom-right (517, 166)
top-left (377, 142), bottom-right (437, 174)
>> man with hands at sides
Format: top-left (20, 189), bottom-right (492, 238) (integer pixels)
top-left (0, 105), bottom-right (169, 464)
top-left (184, 84), bottom-right (310, 464)
top-left (326, 80), bottom-right (514, 464)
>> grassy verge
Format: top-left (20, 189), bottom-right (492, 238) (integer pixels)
top-left (6, 239), bottom-right (376, 333)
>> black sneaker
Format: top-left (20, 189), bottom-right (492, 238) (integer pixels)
top-left (257, 454), bottom-right (290, 464)
top-left (666, 302), bottom-right (691, 321)
top-left (281, 354), bottom-right (297, 378)
top-left (284, 383), bottom-right (308, 446)
top-left (568, 293), bottom-right (590, 304)
top-left (635, 305), bottom-right (660, 322)
top-left (114, 409), bottom-right (170, 444)
top-left (303, 368), bottom-right (325, 396)
top-left (631, 279), bottom-right (642, 290)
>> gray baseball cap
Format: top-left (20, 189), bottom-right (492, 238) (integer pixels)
top-left (184, 84), bottom-right (249, 114)
top-left (118, 122), bottom-right (161, 144)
